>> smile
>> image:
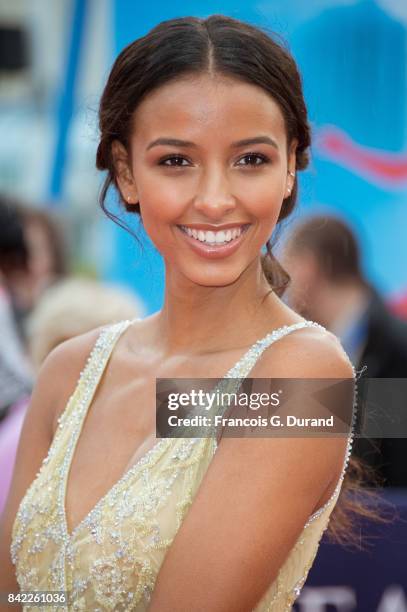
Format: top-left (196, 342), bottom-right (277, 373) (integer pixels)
top-left (178, 224), bottom-right (250, 246)
top-left (176, 224), bottom-right (251, 260)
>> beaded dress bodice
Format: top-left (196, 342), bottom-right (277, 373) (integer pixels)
top-left (10, 319), bottom-right (356, 611)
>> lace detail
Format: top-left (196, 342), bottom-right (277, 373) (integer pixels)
top-left (10, 318), bottom-right (355, 611)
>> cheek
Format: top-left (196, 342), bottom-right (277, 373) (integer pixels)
top-left (237, 173), bottom-right (286, 218)
top-left (247, 187), bottom-right (285, 243)
top-left (131, 167), bottom-right (187, 257)
top-left (137, 165), bottom-right (286, 241)
top-left (138, 181), bottom-right (186, 228)
top-left (137, 185), bottom-right (187, 256)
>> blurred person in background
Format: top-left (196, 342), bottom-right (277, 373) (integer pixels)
top-left (282, 214), bottom-right (407, 487)
top-left (0, 197), bottom-right (34, 422)
top-left (17, 207), bottom-right (68, 337)
top-left (22, 207), bottom-right (67, 294)
top-left (390, 292), bottom-right (407, 320)
top-left (26, 276), bottom-right (144, 370)
top-left (0, 198), bottom-right (68, 353)
top-left (0, 276), bottom-right (144, 516)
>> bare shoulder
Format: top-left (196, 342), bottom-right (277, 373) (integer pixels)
top-left (0, 323), bottom-right (109, 597)
top-left (255, 322), bottom-right (355, 380)
top-left (250, 322), bottom-right (355, 503)
top-left (148, 324), bottom-right (355, 611)
top-left (46, 324), bottom-right (109, 433)
top-left (219, 323), bottom-right (355, 487)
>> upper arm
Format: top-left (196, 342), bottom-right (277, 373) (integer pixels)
top-left (148, 328), bottom-right (355, 612)
top-left (0, 327), bottom-right (102, 601)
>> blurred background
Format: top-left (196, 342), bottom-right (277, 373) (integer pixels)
top-left (1, 0), bottom-right (407, 312)
top-left (0, 0), bottom-right (406, 609)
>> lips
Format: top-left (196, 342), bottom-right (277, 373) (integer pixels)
top-left (179, 224), bottom-right (250, 245)
top-left (178, 223), bottom-right (250, 232)
top-left (176, 223), bottom-right (251, 260)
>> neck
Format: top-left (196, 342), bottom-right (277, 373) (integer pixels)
top-left (151, 257), bottom-right (291, 355)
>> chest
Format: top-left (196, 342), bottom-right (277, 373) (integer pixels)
top-left (60, 350), bottom-right (243, 534)
top-left (63, 375), bottom-right (156, 531)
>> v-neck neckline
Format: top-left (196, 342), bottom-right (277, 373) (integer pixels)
top-left (61, 318), bottom-right (317, 543)
top-left (64, 436), bottom-right (170, 541)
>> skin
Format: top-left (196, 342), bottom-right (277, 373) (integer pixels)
top-left (112, 73), bottom-right (299, 355)
top-left (0, 73), bottom-right (354, 612)
top-left (113, 73), bottom-right (353, 610)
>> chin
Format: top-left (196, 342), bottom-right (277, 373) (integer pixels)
top-left (180, 267), bottom-right (244, 288)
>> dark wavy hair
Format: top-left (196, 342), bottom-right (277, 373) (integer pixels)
top-left (96, 14), bottom-right (392, 545)
top-left (96, 14), bottom-right (311, 297)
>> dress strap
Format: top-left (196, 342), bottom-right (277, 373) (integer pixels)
top-left (212, 320), bottom-right (357, 496)
top-left (206, 320), bottom-right (327, 424)
top-left (78, 319), bottom-right (134, 392)
top-left (56, 319), bottom-right (135, 431)
top-left (225, 320), bottom-right (326, 381)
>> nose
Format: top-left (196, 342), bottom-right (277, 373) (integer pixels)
top-left (192, 165), bottom-right (236, 218)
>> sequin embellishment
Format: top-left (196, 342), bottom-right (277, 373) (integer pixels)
top-left (10, 318), bottom-right (356, 611)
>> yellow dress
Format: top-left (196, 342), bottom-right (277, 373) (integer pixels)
top-left (10, 319), bottom-right (355, 611)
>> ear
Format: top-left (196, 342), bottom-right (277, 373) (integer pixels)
top-left (111, 139), bottom-right (139, 204)
top-left (285, 138), bottom-right (298, 198)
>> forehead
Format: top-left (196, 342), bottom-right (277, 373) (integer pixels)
top-left (131, 74), bottom-right (287, 144)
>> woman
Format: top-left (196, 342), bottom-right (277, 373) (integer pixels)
top-left (1, 15), bottom-right (362, 611)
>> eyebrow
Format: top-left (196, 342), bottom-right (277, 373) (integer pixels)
top-left (146, 136), bottom-right (279, 151)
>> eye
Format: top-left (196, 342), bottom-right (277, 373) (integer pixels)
top-left (236, 153), bottom-right (270, 167)
top-left (158, 155), bottom-right (191, 167)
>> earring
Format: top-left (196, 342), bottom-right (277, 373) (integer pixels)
top-left (126, 195), bottom-right (134, 204)
top-left (286, 170), bottom-right (295, 196)
top-left (126, 195), bottom-right (140, 209)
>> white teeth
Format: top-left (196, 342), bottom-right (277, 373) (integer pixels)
top-left (182, 226), bottom-right (245, 244)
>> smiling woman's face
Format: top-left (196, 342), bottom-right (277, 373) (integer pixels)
top-left (113, 73), bottom-right (297, 287)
